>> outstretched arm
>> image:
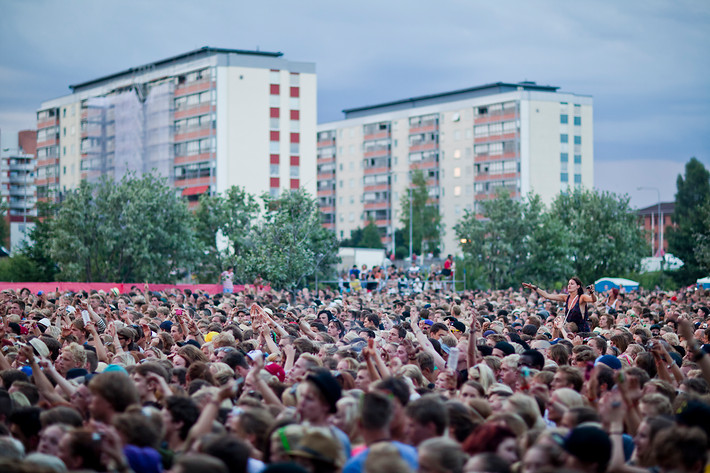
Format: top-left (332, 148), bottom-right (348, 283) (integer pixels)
top-left (522, 283), bottom-right (566, 302)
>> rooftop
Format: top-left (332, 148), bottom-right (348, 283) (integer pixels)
top-left (69, 46), bottom-right (283, 92)
top-left (342, 81), bottom-right (560, 119)
top-left (637, 202), bottom-right (675, 215)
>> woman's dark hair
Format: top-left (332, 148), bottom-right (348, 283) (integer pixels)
top-left (571, 277), bottom-right (585, 295)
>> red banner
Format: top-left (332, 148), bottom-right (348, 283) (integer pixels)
top-left (0, 282), bottom-right (251, 295)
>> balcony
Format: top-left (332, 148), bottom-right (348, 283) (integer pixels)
top-left (473, 131), bottom-right (519, 144)
top-left (174, 80), bottom-right (215, 97)
top-left (317, 189), bottom-right (335, 197)
top-left (409, 160), bottom-right (438, 171)
top-left (174, 103), bottom-right (215, 120)
top-left (409, 142), bottom-right (437, 153)
top-left (319, 205), bottom-right (335, 214)
top-left (475, 190), bottom-right (520, 201)
top-left (37, 117), bottom-right (59, 129)
top-left (363, 183), bottom-right (390, 192)
top-left (474, 151), bottom-right (518, 163)
top-left (475, 172), bottom-right (520, 182)
top-left (364, 201), bottom-right (389, 211)
top-left (474, 111), bottom-right (518, 125)
top-left (363, 166), bottom-right (390, 176)
top-left (174, 127), bottom-right (214, 143)
top-left (174, 176), bottom-right (211, 188)
top-left (317, 171), bottom-right (335, 180)
top-left (409, 123), bottom-right (438, 134)
top-left (363, 131), bottom-right (390, 141)
top-left (317, 139), bottom-right (336, 147)
top-left (363, 147), bottom-right (390, 159)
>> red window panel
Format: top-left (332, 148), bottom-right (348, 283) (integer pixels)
top-left (270, 154), bottom-right (280, 164)
top-left (290, 133), bottom-right (299, 143)
top-left (290, 179), bottom-right (300, 189)
top-left (290, 110), bottom-right (299, 120)
top-left (270, 178), bottom-right (280, 188)
top-left (270, 108), bottom-right (280, 118)
top-left (290, 156), bottom-right (299, 166)
top-left (270, 131), bottom-right (280, 141)
top-left (290, 87), bottom-right (299, 98)
top-left (270, 84), bottom-right (280, 95)
top-left (271, 69), bottom-right (279, 72)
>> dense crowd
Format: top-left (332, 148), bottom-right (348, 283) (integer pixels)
top-left (0, 278), bottom-right (708, 473)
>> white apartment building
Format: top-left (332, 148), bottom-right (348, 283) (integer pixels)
top-left (317, 81), bottom-right (593, 255)
top-left (35, 47), bottom-right (317, 206)
top-left (0, 130), bottom-right (37, 252)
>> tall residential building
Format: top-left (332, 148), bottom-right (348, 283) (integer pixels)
top-left (0, 130), bottom-right (37, 251)
top-left (317, 81), bottom-right (593, 255)
top-left (35, 47), bottom-right (317, 206)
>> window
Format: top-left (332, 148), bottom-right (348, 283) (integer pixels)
top-left (560, 152), bottom-right (569, 162)
top-left (290, 97), bottom-right (300, 109)
top-left (269, 70), bottom-right (280, 84)
top-left (574, 154), bottom-right (582, 164)
top-left (290, 166), bottom-right (299, 178)
top-left (454, 149), bottom-right (461, 159)
top-left (290, 73), bottom-right (300, 85)
top-left (560, 134), bottom-right (569, 143)
top-left (290, 143), bottom-right (299, 154)
top-left (561, 172), bottom-right (568, 182)
top-left (574, 136), bottom-right (581, 145)
top-left (454, 186), bottom-right (462, 196)
top-left (574, 116), bottom-right (581, 126)
top-left (270, 141), bottom-right (280, 153)
top-left (454, 130), bottom-right (461, 140)
top-left (454, 167), bottom-right (461, 178)
top-left (270, 118), bottom-right (279, 130)
top-left (574, 174), bottom-right (582, 184)
top-left (270, 164), bottom-right (280, 177)
top-left (560, 114), bottom-right (568, 124)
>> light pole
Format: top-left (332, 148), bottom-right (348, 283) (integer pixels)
top-left (638, 187), bottom-right (662, 257)
top-left (460, 238), bottom-right (469, 292)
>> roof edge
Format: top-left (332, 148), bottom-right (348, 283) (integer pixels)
top-left (69, 46), bottom-right (284, 91)
top-left (342, 81), bottom-right (560, 115)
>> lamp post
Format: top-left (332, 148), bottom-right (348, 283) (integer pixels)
top-left (638, 187), bottom-right (662, 257)
top-left (460, 238), bottom-right (470, 292)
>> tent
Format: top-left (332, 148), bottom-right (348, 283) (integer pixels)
top-left (595, 277), bottom-right (640, 293)
top-left (697, 277), bottom-right (710, 289)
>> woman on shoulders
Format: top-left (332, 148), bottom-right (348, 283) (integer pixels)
top-left (522, 278), bottom-right (596, 333)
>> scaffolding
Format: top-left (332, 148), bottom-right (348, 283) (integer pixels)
top-left (83, 80), bottom-right (174, 184)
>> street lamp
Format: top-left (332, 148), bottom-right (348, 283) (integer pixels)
top-left (638, 187), bottom-right (662, 257)
top-left (460, 238), bottom-right (470, 292)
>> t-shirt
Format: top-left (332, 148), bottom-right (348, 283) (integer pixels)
top-left (342, 441), bottom-right (418, 473)
top-left (221, 270), bottom-right (234, 290)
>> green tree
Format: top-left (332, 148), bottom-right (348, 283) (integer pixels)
top-left (550, 188), bottom-right (648, 284)
top-left (49, 174), bottom-right (199, 282)
top-left (18, 201), bottom-right (59, 281)
top-left (238, 189), bottom-right (340, 299)
top-left (194, 186), bottom-right (259, 282)
top-left (340, 219), bottom-right (383, 249)
top-left (454, 191), bottom-right (572, 289)
top-left (695, 199), bottom-right (710, 272)
top-left (667, 158), bottom-right (710, 281)
top-left (400, 169), bottom-right (443, 256)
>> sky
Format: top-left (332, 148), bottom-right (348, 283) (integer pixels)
top-left (0, 0), bottom-right (708, 209)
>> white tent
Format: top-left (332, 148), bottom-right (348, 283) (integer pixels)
top-left (595, 277), bottom-right (640, 292)
top-left (697, 276), bottom-right (710, 289)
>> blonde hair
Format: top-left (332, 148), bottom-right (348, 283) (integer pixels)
top-left (112, 352), bottom-right (136, 367)
top-left (552, 388), bottom-right (584, 409)
top-left (212, 332), bottom-right (236, 348)
top-left (469, 363), bottom-right (496, 391)
top-left (396, 364), bottom-right (425, 388)
top-left (506, 393), bottom-right (546, 430)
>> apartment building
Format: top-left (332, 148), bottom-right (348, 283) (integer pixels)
top-left (35, 47), bottom-right (317, 205)
top-left (317, 81), bottom-right (593, 255)
top-left (0, 130), bottom-right (37, 251)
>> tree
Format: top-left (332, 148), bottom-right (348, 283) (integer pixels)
top-left (454, 191), bottom-right (572, 289)
top-left (550, 188), bottom-right (648, 284)
top-left (340, 219), bottom-right (383, 249)
top-left (194, 186), bottom-right (259, 282)
top-left (695, 199), bottom-right (710, 272)
top-left (49, 174), bottom-right (199, 282)
top-left (667, 158), bottom-right (710, 281)
top-left (17, 201), bottom-right (60, 281)
top-left (238, 189), bottom-right (340, 299)
top-left (400, 169), bottom-right (443, 256)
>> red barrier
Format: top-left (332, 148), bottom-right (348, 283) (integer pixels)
top-left (0, 282), bottom-right (249, 295)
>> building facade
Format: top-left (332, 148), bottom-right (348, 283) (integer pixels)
top-left (637, 202), bottom-right (675, 256)
top-left (317, 82), bottom-right (594, 255)
top-left (1, 130), bottom-right (37, 251)
top-left (35, 47), bottom-right (317, 206)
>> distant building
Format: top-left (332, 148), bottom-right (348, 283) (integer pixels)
top-left (317, 81), bottom-right (594, 255)
top-left (1, 130), bottom-right (37, 251)
top-left (637, 201), bottom-right (675, 256)
top-left (35, 47), bottom-right (317, 206)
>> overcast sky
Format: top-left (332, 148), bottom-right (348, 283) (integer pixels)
top-left (1, 0), bottom-right (708, 208)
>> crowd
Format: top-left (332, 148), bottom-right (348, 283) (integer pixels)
top-left (0, 278), bottom-right (708, 473)
top-left (340, 255), bottom-right (456, 295)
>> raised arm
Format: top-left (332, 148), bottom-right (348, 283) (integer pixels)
top-left (522, 282), bottom-right (566, 302)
